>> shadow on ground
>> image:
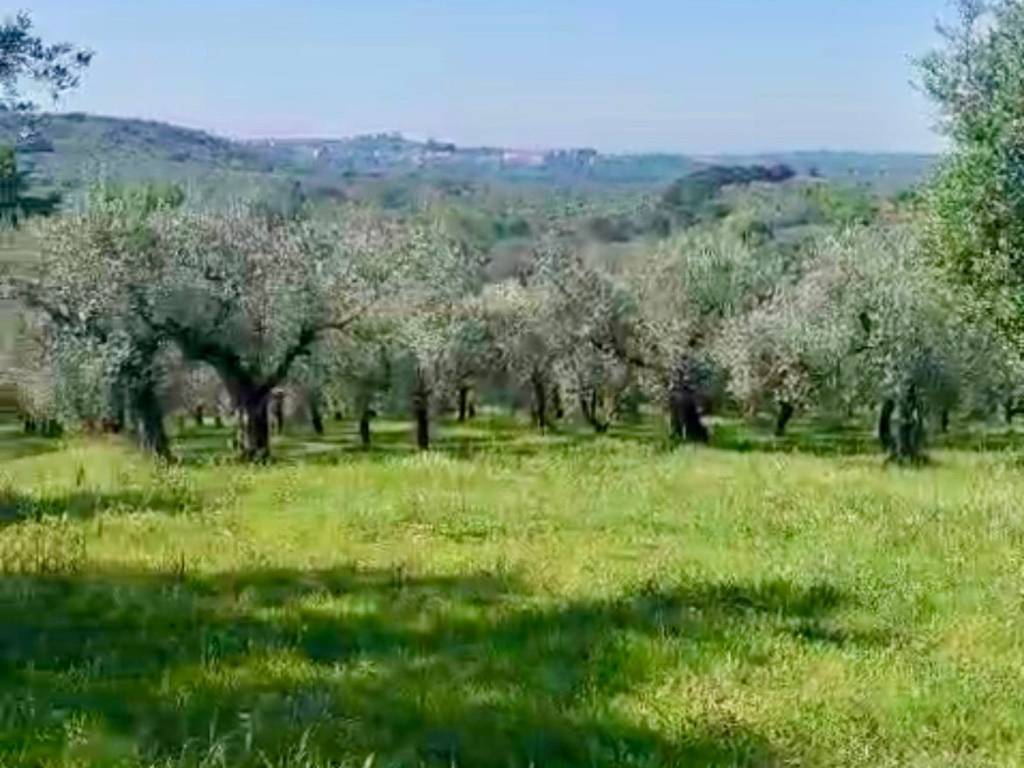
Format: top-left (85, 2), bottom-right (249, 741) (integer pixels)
top-left (0, 422), bottom-right (63, 463)
top-left (0, 486), bottom-right (202, 527)
top-left (173, 416), bottom-right (667, 467)
top-left (0, 565), bottom-right (886, 766)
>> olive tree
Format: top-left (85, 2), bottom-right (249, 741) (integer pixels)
top-left (919, 0), bottom-right (1024, 350)
top-left (396, 220), bottom-right (489, 449)
top-left (623, 226), bottom-right (789, 442)
top-left (483, 279), bottom-right (563, 430)
top-left (533, 238), bottom-right (637, 433)
top-left (740, 227), bottom-right (991, 462)
top-left (136, 208), bottom-right (432, 461)
top-left (9, 195), bottom-right (178, 455)
top-left (16, 204), bottom-right (430, 461)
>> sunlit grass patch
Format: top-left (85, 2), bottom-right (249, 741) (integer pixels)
top-left (2, 415), bottom-right (1024, 765)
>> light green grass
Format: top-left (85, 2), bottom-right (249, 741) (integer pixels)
top-left (2, 415), bottom-right (1024, 766)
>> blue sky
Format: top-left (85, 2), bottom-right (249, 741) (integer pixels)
top-left (26, 1), bottom-right (951, 153)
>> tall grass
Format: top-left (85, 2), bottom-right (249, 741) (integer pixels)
top-left (2, 416), bottom-right (1024, 766)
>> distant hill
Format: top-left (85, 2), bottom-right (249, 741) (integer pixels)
top-left (0, 113), bottom-right (287, 206)
top-left (0, 113), bottom-right (938, 200)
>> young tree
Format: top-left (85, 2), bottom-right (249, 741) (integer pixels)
top-left (533, 238), bottom-right (636, 433)
top-left (325, 327), bottom-right (397, 449)
top-left (397, 219), bottom-right (489, 449)
top-left (484, 280), bottom-right (563, 430)
top-left (439, 312), bottom-right (496, 423)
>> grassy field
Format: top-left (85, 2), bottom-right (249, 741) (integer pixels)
top-left (2, 414), bottom-right (1024, 767)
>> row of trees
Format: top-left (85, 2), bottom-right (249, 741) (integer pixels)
top-left (5, 180), bottom-right (1019, 465)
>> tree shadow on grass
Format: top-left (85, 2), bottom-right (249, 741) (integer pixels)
top-left (0, 422), bottom-right (63, 463)
top-left (712, 414), bottom-right (1024, 459)
top-left (0, 565), bottom-right (890, 766)
top-left (709, 417), bottom-right (881, 458)
top-left (0, 486), bottom-right (202, 527)
top-left (174, 418), bottom-right (647, 467)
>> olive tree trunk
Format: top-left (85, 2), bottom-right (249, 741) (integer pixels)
top-left (878, 399), bottom-right (895, 452)
top-left (413, 372), bottom-right (431, 450)
top-left (775, 401), bottom-right (795, 437)
top-left (879, 388), bottom-right (926, 464)
top-left (238, 391), bottom-right (271, 463)
top-left (359, 409), bottom-right (372, 449)
top-left (131, 379), bottom-right (170, 460)
top-left (580, 389), bottom-right (610, 434)
top-left (309, 395), bottom-right (324, 436)
top-left (530, 371), bottom-right (548, 430)
top-left (669, 361), bottom-right (708, 444)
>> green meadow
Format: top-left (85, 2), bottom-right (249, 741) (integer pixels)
top-left (2, 416), bottom-right (1024, 767)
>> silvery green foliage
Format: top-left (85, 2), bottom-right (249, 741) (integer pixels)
top-left (531, 237), bottom-right (636, 426)
top-left (715, 233), bottom-right (861, 414)
top-left (430, 299), bottom-right (500, 413)
top-left (919, 0), bottom-right (1024, 343)
top-left (480, 278), bottom-right (560, 409)
top-left (625, 224), bottom-right (791, 402)
top-left (332, 325), bottom-right (399, 416)
top-left (719, 225), bottom-right (1011, 421)
top-left (167, 359), bottom-right (226, 418)
top-left (139, 207), bottom-right (408, 392)
top-left (36, 202), bottom-right (429, 393)
top-left (821, 228), bottom-right (972, 410)
top-left (394, 214), bottom-right (491, 408)
top-left (8, 197), bottom-right (160, 428)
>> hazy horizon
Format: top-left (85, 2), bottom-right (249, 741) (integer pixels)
top-left (23, 0), bottom-right (952, 155)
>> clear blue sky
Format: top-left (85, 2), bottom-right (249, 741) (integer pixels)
top-left (26, 0), bottom-right (952, 153)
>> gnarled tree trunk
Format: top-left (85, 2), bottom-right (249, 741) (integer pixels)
top-left (309, 395), bottom-right (324, 436)
top-left (530, 370), bottom-right (548, 430)
top-left (413, 372), bottom-right (431, 450)
top-left (669, 361), bottom-right (709, 444)
top-left (580, 388), bottom-right (609, 434)
top-left (238, 390), bottom-right (271, 463)
top-left (775, 401), bottom-right (795, 437)
top-left (457, 385), bottom-right (470, 423)
top-left (894, 385), bottom-right (925, 463)
top-left (131, 377), bottom-right (170, 460)
top-left (878, 399), bottom-right (895, 452)
top-left (359, 408), bottom-right (372, 449)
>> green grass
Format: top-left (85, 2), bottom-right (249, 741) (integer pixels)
top-left (3, 414), bottom-right (1024, 766)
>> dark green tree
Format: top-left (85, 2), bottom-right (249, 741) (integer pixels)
top-left (0, 11), bottom-right (92, 113)
top-left (0, 145), bottom-right (60, 226)
top-left (919, 0), bottom-right (1024, 346)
